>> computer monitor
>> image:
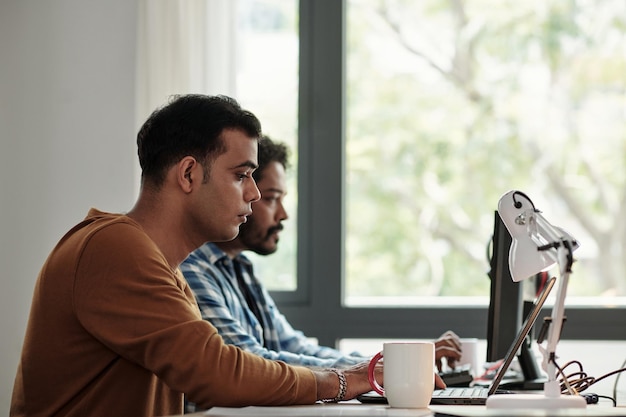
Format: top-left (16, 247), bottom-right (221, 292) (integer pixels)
top-left (486, 210), bottom-right (546, 389)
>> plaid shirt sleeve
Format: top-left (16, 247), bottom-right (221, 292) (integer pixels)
top-left (180, 243), bottom-right (369, 369)
top-left (257, 282), bottom-right (370, 368)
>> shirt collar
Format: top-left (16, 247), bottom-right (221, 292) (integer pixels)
top-left (205, 242), bottom-right (252, 268)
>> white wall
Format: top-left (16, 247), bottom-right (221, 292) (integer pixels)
top-left (0, 0), bottom-right (138, 412)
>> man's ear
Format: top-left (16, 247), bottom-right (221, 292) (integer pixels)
top-left (177, 156), bottom-right (197, 193)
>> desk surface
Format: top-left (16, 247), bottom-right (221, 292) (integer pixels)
top-left (177, 401), bottom-right (626, 417)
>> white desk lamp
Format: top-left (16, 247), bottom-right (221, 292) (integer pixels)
top-left (486, 190), bottom-right (587, 409)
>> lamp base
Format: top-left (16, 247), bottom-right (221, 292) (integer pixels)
top-left (486, 393), bottom-right (587, 409)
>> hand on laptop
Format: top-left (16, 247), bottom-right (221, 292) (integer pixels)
top-left (435, 372), bottom-right (447, 389)
top-left (434, 330), bottom-right (462, 372)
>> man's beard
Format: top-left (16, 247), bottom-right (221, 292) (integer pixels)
top-left (240, 222), bottom-right (283, 256)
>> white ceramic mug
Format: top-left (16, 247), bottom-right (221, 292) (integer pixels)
top-left (457, 338), bottom-right (480, 376)
top-left (367, 342), bottom-right (435, 409)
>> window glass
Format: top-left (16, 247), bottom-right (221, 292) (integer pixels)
top-left (234, 0), bottom-right (299, 290)
top-left (345, 0), bottom-right (626, 305)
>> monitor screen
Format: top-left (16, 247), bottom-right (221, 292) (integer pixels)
top-left (486, 210), bottom-right (546, 389)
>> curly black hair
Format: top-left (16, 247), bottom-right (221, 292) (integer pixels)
top-left (254, 135), bottom-right (290, 182)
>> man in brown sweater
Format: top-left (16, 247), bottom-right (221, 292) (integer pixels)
top-left (10, 95), bottom-right (424, 417)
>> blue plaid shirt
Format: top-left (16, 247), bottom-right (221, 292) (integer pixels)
top-left (180, 242), bottom-right (367, 367)
top-left (181, 243), bottom-right (368, 412)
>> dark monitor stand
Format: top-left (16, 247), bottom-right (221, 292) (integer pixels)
top-left (486, 210), bottom-right (547, 391)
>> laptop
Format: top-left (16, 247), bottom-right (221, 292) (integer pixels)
top-left (358, 276), bottom-right (556, 406)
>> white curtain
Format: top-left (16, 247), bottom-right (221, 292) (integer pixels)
top-left (135, 0), bottom-right (237, 124)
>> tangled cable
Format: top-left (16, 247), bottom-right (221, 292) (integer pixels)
top-left (553, 358), bottom-right (626, 406)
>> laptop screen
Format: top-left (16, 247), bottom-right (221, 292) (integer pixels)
top-left (487, 276), bottom-right (555, 395)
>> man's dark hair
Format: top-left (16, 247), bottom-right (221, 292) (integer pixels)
top-left (137, 94), bottom-right (262, 187)
top-left (254, 135), bottom-right (290, 183)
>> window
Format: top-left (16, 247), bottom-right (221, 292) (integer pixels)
top-left (138, 0), bottom-right (626, 347)
top-left (136, 0), bottom-right (300, 291)
top-left (282, 0), bottom-right (626, 347)
top-left (345, 0), bottom-right (626, 305)
top-left (234, 0), bottom-right (300, 292)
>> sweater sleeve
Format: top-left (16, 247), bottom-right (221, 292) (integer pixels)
top-left (72, 222), bottom-right (317, 408)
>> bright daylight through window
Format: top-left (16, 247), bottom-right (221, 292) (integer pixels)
top-left (344, 0), bottom-right (626, 306)
top-left (234, 0), bottom-right (299, 291)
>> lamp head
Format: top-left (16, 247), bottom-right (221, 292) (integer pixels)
top-left (497, 190), bottom-right (578, 282)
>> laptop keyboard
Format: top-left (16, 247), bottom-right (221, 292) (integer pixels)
top-left (433, 387), bottom-right (488, 397)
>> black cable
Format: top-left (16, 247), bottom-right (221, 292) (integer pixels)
top-left (511, 190), bottom-right (536, 210)
top-left (597, 394), bottom-right (617, 407)
top-left (613, 357), bottom-right (626, 405)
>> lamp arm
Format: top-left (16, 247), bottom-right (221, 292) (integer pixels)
top-left (528, 211), bottom-right (578, 264)
top-left (529, 212), bottom-right (578, 397)
top-left (538, 261), bottom-right (571, 396)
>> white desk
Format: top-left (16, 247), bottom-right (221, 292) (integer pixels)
top-left (203, 402), bottom-right (428, 416)
top-left (181, 401), bottom-right (626, 417)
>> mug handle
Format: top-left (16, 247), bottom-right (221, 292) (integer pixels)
top-left (368, 351), bottom-right (384, 396)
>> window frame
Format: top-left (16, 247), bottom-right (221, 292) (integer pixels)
top-left (270, 0), bottom-right (626, 348)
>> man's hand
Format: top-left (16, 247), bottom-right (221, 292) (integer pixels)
top-left (434, 330), bottom-right (462, 372)
top-left (315, 361), bottom-right (383, 402)
top-left (435, 372), bottom-right (447, 389)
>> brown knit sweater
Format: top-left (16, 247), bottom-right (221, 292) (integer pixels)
top-left (10, 209), bottom-right (316, 417)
